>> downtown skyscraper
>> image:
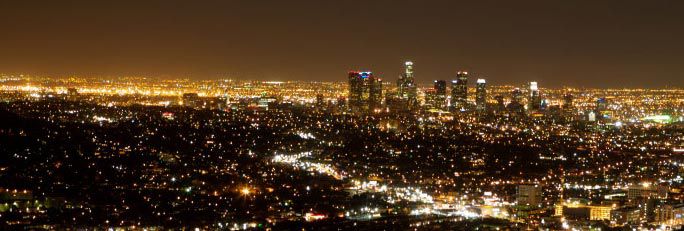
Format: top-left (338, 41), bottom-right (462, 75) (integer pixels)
top-left (451, 71), bottom-right (469, 111)
top-left (528, 81), bottom-right (541, 111)
top-left (348, 71), bottom-right (383, 113)
top-left (397, 61), bottom-right (418, 108)
top-left (433, 80), bottom-right (447, 109)
top-left (475, 78), bottom-right (487, 114)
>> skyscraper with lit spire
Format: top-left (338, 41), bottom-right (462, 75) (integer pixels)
top-left (475, 78), bottom-right (487, 113)
top-left (397, 61), bottom-right (418, 107)
top-left (528, 81), bottom-right (541, 111)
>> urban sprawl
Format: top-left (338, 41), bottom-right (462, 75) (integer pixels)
top-left (1, 61), bottom-right (683, 230)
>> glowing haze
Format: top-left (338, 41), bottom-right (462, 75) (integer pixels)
top-left (0, 0), bottom-right (683, 88)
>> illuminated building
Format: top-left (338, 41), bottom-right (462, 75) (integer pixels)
top-left (627, 184), bottom-right (668, 200)
top-left (348, 72), bottom-right (364, 110)
top-left (642, 115), bottom-right (673, 123)
top-left (588, 111), bottom-right (597, 122)
top-left (451, 71), bottom-right (468, 111)
top-left (555, 200), bottom-right (613, 221)
top-left (654, 204), bottom-right (684, 226)
top-left (563, 93), bottom-right (574, 119)
top-left (475, 78), bottom-right (487, 114)
top-left (528, 81), bottom-right (541, 111)
top-left (596, 97), bottom-right (613, 120)
top-left (433, 80), bottom-right (447, 109)
top-left (590, 206), bottom-right (613, 221)
top-left (348, 71), bottom-right (382, 113)
top-left (516, 184), bottom-right (541, 206)
top-left (512, 87), bottom-right (523, 105)
top-left (423, 88), bottom-right (438, 109)
top-left (611, 207), bottom-right (643, 225)
top-left (396, 61), bottom-right (418, 108)
top-left (434, 80), bottom-right (447, 96)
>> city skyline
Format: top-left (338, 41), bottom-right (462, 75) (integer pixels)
top-left (1, 1), bottom-right (684, 230)
top-left (1, 1), bottom-right (683, 88)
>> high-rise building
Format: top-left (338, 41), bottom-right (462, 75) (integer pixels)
top-left (369, 77), bottom-right (383, 111)
top-left (423, 88), bottom-right (438, 109)
top-left (512, 87), bottom-right (523, 104)
top-left (451, 71), bottom-right (468, 110)
top-left (397, 61), bottom-right (417, 107)
top-left (433, 80), bottom-right (447, 109)
top-left (595, 97), bottom-right (612, 120)
top-left (475, 78), bottom-right (487, 113)
top-left (348, 71), bottom-right (383, 113)
top-left (348, 72), bottom-right (364, 109)
top-left (434, 80), bottom-right (447, 96)
top-left (563, 93), bottom-right (574, 119)
top-left (528, 81), bottom-right (541, 111)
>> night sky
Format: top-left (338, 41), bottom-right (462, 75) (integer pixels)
top-left (1, 0), bottom-right (683, 87)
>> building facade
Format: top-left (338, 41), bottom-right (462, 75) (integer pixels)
top-left (348, 71), bottom-right (383, 113)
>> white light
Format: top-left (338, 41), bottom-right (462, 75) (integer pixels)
top-left (530, 82), bottom-right (538, 90)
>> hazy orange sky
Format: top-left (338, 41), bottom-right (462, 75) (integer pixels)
top-left (1, 0), bottom-right (683, 88)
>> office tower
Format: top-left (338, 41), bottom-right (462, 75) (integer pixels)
top-left (596, 97), bottom-right (612, 120)
top-left (512, 88), bottom-right (523, 104)
top-left (434, 80), bottom-right (447, 96)
top-left (369, 75), bottom-right (383, 112)
top-left (451, 71), bottom-right (468, 110)
top-left (563, 93), bottom-right (574, 119)
top-left (348, 71), bottom-right (383, 113)
top-left (528, 81), bottom-right (541, 111)
top-left (433, 80), bottom-right (447, 109)
top-left (475, 78), bottom-right (487, 113)
top-left (516, 184), bottom-right (542, 206)
top-left (397, 61), bottom-right (417, 107)
top-left (596, 97), bottom-right (608, 111)
top-left (423, 88), bottom-right (437, 109)
top-left (348, 72), bottom-right (364, 109)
